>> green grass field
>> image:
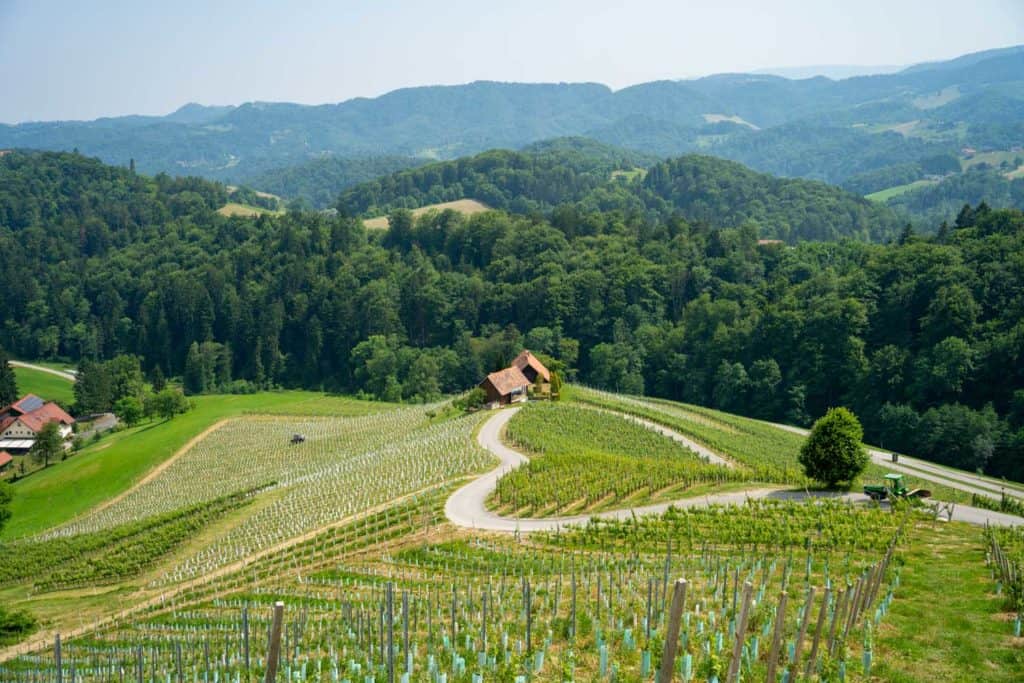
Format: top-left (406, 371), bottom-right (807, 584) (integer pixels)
top-left (216, 202), bottom-right (284, 217)
top-left (1, 392), bottom-right (394, 541)
top-left (12, 365), bottom-right (75, 405)
top-left (866, 178), bottom-right (940, 202)
top-left (961, 149), bottom-right (1024, 172)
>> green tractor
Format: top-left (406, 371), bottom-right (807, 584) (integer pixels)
top-left (863, 473), bottom-right (932, 501)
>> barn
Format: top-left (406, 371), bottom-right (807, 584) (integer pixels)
top-left (511, 350), bottom-right (550, 384)
top-left (478, 366), bottom-right (531, 406)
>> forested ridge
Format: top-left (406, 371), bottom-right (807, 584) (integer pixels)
top-left (340, 145), bottom-right (904, 243)
top-left (1, 46), bottom-right (1022, 188)
top-left (3, 150), bottom-right (1024, 481)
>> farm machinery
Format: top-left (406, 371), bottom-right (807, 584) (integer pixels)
top-left (863, 473), bottom-right (931, 501)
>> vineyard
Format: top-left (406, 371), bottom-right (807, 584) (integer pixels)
top-left (493, 404), bottom-right (758, 515)
top-left (1, 488), bottom-right (924, 682)
top-left (1, 391), bottom-right (1022, 680)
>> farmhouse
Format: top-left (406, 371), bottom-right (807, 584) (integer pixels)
top-left (477, 349), bottom-right (555, 407)
top-left (0, 394), bottom-right (75, 453)
top-left (0, 450), bottom-right (11, 472)
top-left (478, 366), bottom-right (531, 406)
top-left (511, 350), bottom-right (550, 384)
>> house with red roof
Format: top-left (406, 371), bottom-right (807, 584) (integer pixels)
top-left (0, 394), bottom-right (75, 453)
top-left (0, 450), bottom-right (12, 472)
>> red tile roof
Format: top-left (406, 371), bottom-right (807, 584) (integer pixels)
top-left (512, 350), bottom-right (551, 383)
top-left (0, 416), bottom-right (14, 432)
top-left (0, 451), bottom-right (11, 468)
top-left (19, 402), bottom-right (74, 432)
top-left (482, 366), bottom-right (531, 396)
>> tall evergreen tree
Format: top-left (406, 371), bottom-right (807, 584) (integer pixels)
top-left (0, 348), bottom-right (16, 406)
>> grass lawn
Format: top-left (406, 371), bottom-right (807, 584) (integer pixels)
top-left (874, 522), bottom-right (1024, 681)
top-left (866, 178), bottom-right (940, 202)
top-left (1, 391), bottom-right (394, 541)
top-left (13, 365), bottom-right (75, 405)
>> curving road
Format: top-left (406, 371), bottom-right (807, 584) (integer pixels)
top-left (444, 407), bottom-right (1023, 532)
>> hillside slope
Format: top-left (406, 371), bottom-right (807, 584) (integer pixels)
top-left (1, 47), bottom-right (1022, 184)
top-left (341, 147), bottom-right (904, 243)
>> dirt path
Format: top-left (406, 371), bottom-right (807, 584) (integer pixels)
top-left (9, 360), bottom-right (76, 382)
top-left (446, 408), bottom-right (1024, 533)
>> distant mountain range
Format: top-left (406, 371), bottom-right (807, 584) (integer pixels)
top-left (752, 64), bottom-right (905, 80)
top-left (1, 45), bottom-right (1022, 194)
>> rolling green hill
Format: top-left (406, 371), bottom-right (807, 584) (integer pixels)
top-left (1, 46), bottom-right (1022, 188)
top-left (341, 147), bottom-right (904, 243)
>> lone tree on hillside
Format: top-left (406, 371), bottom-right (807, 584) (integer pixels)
top-left (0, 348), bottom-right (16, 406)
top-left (30, 421), bottom-right (64, 468)
top-left (798, 407), bottom-right (869, 489)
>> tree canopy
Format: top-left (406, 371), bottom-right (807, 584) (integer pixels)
top-left (798, 407), bottom-right (869, 488)
top-left (3, 151), bottom-right (1024, 481)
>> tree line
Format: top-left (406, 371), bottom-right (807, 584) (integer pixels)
top-left (2, 151), bottom-right (1024, 480)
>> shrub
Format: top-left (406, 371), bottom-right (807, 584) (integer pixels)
top-left (798, 407), bottom-right (868, 489)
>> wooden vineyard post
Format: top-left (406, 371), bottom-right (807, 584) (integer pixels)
top-left (657, 578), bottom-right (688, 683)
top-left (791, 586), bottom-right (816, 674)
top-left (765, 592), bottom-right (788, 683)
top-left (243, 604), bottom-right (251, 678)
top-left (136, 645), bottom-right (144, 683)
top-left (727, 581), bottom-right (754, 683)
top-left (264, 601), bottom-right (284, 683)
top-left (204, 638), bottom-right (211, 681)
top-left (55, 634), bottom-right (62, 683)
top-left (827, 587), bottom-right (847, 655)
top-left (805, 587), bottom-right (831, 678)
top-left (403, 591), bottom-right (410, 674)
top-left (525, 579), bottom-right (533, 654)
top-left (387, 582), bottom-right (395, 683)
top-left (646, 577), bottom-right (654, 642)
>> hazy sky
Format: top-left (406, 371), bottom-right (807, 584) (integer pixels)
top-left (1, 0), bottom-right (1022, 123)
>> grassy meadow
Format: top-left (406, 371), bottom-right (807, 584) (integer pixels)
top-left (12, 365), bottom-right (75, 405)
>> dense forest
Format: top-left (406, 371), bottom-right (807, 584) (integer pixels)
top-left (242, 155), bottom-right (428, 210)
top-left (2, 150), bottom-right (1024, 481)
top-left (886, 166), bottom-right (1024, 225)
top-left (340, 144), bottom-right (904, 243)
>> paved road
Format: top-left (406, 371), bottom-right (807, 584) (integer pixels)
top-left (767, 421), bottom-right (1023, 501)
top-left (9, 360), bottom-right (77, 382)
top-left (444, 407), bottom-right (1023, 532)
top-left (77, 412), bottom-right (118, 440)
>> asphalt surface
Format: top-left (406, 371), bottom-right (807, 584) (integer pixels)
top-left (444, 407), bottom-right (1023, 533)
top-left (767, 421), bottom-right (1024, 501)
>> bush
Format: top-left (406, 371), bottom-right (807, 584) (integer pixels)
top-left (0, 606), bottom-right (37, 646)
top-left (454, 387), bottom-right (487, 412)
top-left (798, 407), bottom-right (868, 489)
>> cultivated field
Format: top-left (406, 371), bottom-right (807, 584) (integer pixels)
top-left (865, 178), bottom-right (940, 202)
top-left (362, 199), bottom-right (490, 229)
top-left (1, 387), bottom-right (1022, 681)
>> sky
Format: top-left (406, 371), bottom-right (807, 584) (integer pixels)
top-left (1, 0), bottom-right (1023, 123)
